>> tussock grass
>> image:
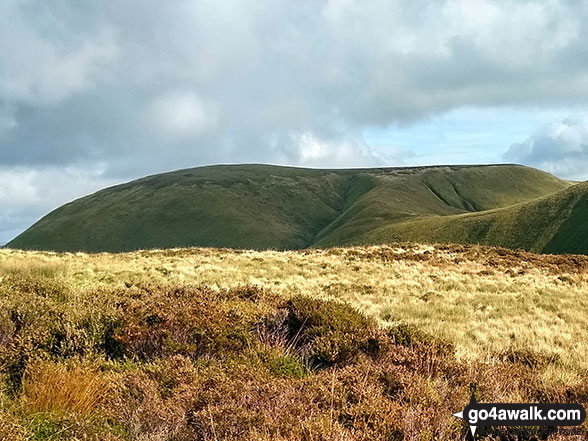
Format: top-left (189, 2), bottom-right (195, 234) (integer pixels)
top-left (0, 244), bottom-right (586, 439)
top-left (0, 257), bottom-right (67, 279)
top-left (3, 244), bottom-right (585, 380)
top-left (21, 361), bottom-right (112, 415)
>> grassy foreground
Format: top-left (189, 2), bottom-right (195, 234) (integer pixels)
top-left (1, 245), bottom-right (587, 440)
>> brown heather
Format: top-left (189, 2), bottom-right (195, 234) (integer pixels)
top-left (0, 244), bottom-right (587, 440)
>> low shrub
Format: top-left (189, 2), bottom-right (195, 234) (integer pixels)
top-left (0, 278), bottom-right (586, 440)
top-left (263, 349), bottom-right (307, 379)
top-left (497, 348), bottom-right (560, 369)
top-left (108, 284), bottom-right (260, 360)
top-left (283, 296), bottom-right (383, 368)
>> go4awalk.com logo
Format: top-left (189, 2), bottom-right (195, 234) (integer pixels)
top-left (452, 384), bottom-right (586, 438)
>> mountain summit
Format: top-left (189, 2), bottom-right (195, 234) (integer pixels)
top-left (8, 163), bottom-right (581, 254)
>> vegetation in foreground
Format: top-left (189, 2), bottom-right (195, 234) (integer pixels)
top-left (1, 244), bottom-right (587, 440)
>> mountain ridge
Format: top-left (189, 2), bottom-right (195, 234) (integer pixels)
top-left (358, 180), bottom-right (588, 254)
top-left (7, 163), bottom-right (581, 254)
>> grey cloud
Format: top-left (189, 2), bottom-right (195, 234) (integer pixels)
top-left (3, 1), bottom-right (588, 171)
top-left (3, 0), bottom-right (588, 240)
top-left (0, 2), bottom-right (116, 106)
top-left (503, 113), bottom-right (588, 181)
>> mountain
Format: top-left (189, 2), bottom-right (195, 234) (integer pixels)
top-left (6, 163), bottom-right (572, 253)
top-left (361, 180), bottom-right (588, 255)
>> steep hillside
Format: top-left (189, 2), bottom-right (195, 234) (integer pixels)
top-left (9, 165), bottom-right (351, 252)
top-left (362, 181), bottom-right (588, 254)
top-left (7, 163), bottom-right (569, 252)
top-left (311, 164), bottom-right (569, 246)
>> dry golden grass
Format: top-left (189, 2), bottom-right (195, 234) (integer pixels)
top-left (0, 389), bottom-right (26, 441)
top-left (0, 256), bottom-right (68, 279)
top-left (2, 243), bottom-right (587, 385)
top-left (0, 247), bottom-right (587, 440)
top-left (21, 360), bottom-right (113, 415)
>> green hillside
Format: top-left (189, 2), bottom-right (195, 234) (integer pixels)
top-left (311, 164), bottom-right (569, 247)
top-left (7, 163), bottom-right (571, 253)
top-left (361, 181), bottom-right (588, 254)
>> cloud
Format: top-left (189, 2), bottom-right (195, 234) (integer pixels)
top-left (2, 0), bottom-right (588, 240)
top-left (2, 0), bottom-right (588, 171)
top-left (503, 113), bottom-right (588, 181)
top-left (147, 91), bottom-right (218, 139)
top-left (0, 1), bottom-right (117, 106)
top-left (271, 132), bottom-right (381, 168)
top-left (0, 165), bottom-right (118, 244)
top-left (0, 104), bottom-right (17, 136)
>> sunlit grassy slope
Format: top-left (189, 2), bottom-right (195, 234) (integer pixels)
top-left (7, 163), bottom-right (569, 252)
top-left (361, 181), bottom-right (588, 254)
top-left (1, 245), bottom-right (587, 440)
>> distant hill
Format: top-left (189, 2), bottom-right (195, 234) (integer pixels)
top-left (361, 180), bottom-right (588, 255)
top-left (6, 163), bottom-right (573, 253)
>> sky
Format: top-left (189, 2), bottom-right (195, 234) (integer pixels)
top-left (2, 0), bottom-right (588, 244)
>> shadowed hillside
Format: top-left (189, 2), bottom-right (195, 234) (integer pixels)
top-left (7, 163), bottom-right (570, 253)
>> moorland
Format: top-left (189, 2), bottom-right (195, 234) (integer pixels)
top-left (1, 244), bottom-right (587, 440)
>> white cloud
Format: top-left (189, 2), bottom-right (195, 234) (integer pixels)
top-left (0, 165), bottom-right (118, 243)
top-left (3, 0), bottom-right (588, 166)
top-left (442, 0), bottom-right (577, 64)
top-left (147, 91), bottom-right (218, 139)
top-left (272, 132), bottom-right (381, 168)
top-left (503, 113), bottom-right (588, 181)
top-left (0, 169), bottom-right (38, 207)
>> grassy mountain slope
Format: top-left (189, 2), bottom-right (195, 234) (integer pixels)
top-left (361, 181), bottom-right (588, 254)
top-left (9, 165), bottom-right (351, 252)
top-left (312, 164), bottom-right (569, 246)
top-left (7, 163), bottom-right (570, 253)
